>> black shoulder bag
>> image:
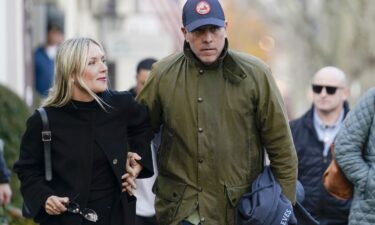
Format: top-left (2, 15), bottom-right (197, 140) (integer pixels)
top-left (37, 107), bottom-right (52, 181)
top-left (22, 107), bottom-right (53, 219)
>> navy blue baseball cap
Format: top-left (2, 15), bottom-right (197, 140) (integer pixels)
top-left (182, 0), bottom-right (225, 32)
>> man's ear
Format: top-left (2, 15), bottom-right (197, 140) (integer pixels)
top-left (224, 21), bottom-right (228, 38)
top-left (224, 21), bottom-right (228, 30)
top-left (181, 27), bottom-right (188, 40)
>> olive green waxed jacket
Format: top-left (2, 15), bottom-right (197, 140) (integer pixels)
top-left (137, 42), bottom-right (298, 225)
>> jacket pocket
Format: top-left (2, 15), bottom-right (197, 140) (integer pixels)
top-left (364, 165), bottom-right (375, 199)
top-left (225, 183), bottom-right (251, 225)
top-left (153, 175), bottom-right (187, 225)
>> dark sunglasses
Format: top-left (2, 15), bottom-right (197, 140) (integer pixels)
top-left (312, 85), bottom-right (341, 95)
top-left (65, 201), bottom-right (98, 222)
top-left (64, 194), bottom-right (98, 222)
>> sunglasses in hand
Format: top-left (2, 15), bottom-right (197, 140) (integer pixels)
top-left (64, 195), bottom-right (98, 222)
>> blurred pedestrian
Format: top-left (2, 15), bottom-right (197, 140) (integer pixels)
top-left (134, 134), bottom-right (159, 225)
top-left (289, 66), bottom-right (351, 224)
top-left (128, 58), bottom-right (157, 98)
top-left (14, 37), bottom-right (153, 225)
top-left (335, 87), bottom-right (375, 225)
top-left (0, 139), bottom-right (11, 206)
top-left (34, 24), bottom-right (64, 98)
top-left (129, 0), bottom-right (298, 224)
top-left (129, 58), bottom-right (159, 225)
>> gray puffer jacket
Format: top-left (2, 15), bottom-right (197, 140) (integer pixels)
top-left (335, 87), bottom-right (375, 225)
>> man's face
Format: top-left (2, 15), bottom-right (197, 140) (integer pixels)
top-left (47, 29), bottom-right (64, 46)
top-left (182, 23), bottom-right (227, 65)
top-left (136, 69), bottom-right (151, 96)
top-left (312, 69), bottom-right (348, 114)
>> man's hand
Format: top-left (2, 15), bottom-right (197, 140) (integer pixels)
top-left (44, 195), bottom-right (69, 215)
top-left (122, 152), bottom-right (143, 195)
top-left (126, 152), bottom-right (143, 177)
top-left (0, 183), bottom-right (12, 205)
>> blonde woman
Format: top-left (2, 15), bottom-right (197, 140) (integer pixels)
top-left (14, 37), bottom-right (153, 225)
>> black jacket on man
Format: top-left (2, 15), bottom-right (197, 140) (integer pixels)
top-left (289, 102), bottom-right (351, 225)
top-left (14, 90), bottom-right (153, 225)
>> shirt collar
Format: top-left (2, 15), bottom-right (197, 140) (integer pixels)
top-left (313, 108), bottom-right (345, 129)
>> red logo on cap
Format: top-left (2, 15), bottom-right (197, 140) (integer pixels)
top-left (196, 1), bottom-right (211, 15)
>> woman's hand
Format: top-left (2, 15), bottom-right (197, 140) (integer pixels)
top-left (122, 173), bottom-right (137, 195)
top-left (45, 195), bottom-right (69, 215)
top-left (122, 152), bottom-right (143, 195)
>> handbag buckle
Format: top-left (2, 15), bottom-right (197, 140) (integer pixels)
top-left (42, 131), bottom-right (51, 142)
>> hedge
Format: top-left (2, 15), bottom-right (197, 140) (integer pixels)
top-left (0, 84), bottom-right (36, 224)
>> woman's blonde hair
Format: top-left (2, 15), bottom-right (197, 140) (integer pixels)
top-left (42, 37), bottom-right (108, 109)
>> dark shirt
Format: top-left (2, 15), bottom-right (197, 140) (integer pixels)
top-left (88, 141), bottom-right (117, 202)
top-left (71, 99), bottom-right (118, 202)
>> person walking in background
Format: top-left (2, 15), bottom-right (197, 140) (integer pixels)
top-left (127, 0), bottom-right (298, 224)
top-left (134, 133), bottom-right (160, 225)
top-left (130, 58), bottom-right (159, 225)
top-left (34, 24), bottom-right (64, 98)
top-left (335, 87), bottom-right (375, 225)
top-left (289, 66), bottom-right (351, 224)
top-left (14, 37), bottom-right (153, 225)
top-left (0, 139), bottom-right (11, 206)
top-left (128, 58), bottom-right (157, 98)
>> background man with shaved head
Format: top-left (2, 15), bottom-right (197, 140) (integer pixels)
top-left (290, 66), bottom-right (351, 224)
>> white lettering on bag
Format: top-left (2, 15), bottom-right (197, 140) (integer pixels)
top-left (280, 208), bottom-right (292, 225)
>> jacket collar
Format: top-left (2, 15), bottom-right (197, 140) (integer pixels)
top-left (183, 38), bottom-right (247, 84)
top-left (63, 91), bottom-right (107, 112)
top-left (222, 49), bottom-right (247, 84)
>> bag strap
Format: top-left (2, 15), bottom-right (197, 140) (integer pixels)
top-left (262, 147), bottom-right (266, 167)
top-left (330, 143), bottom-right (335, 158)
top-left (37, 107), bottom-right (52, 181)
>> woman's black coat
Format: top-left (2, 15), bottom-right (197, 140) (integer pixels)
top-left (14, 90), bottom-right (153, 225)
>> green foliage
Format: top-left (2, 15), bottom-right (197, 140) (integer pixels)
top-left (0, 84), bottom-right (36, 224)
top-left (0, 205), bottom-right (35, 225)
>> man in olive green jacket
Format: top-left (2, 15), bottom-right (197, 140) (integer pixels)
top-left (135, 0), bottom-right (298, 224)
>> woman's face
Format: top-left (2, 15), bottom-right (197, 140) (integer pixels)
top-left (72, 42), bottom-right (108, 101)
